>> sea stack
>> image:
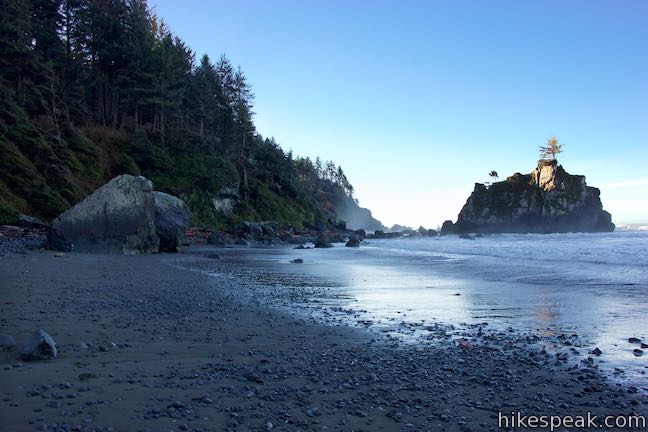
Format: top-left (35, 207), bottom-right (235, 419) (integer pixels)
top-left (443, 160), bottom-right (614, 234)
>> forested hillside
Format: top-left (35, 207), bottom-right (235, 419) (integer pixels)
top-left (0, 0), bottom-right (383, 230)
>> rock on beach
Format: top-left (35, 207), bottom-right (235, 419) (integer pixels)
top-left (20, 329), bottom-right (57, 361)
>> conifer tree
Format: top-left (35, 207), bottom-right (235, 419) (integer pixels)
top-left (539, 136), bottom-right (564, 161)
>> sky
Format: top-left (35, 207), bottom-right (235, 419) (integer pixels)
top-left (150, 0), bottom-right (648, 228)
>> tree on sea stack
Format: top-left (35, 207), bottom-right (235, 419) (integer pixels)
top-left (539, 136), bottom-right (564, 161)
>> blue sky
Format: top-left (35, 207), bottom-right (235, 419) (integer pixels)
top-left (150, 0), bottom-right (648, 228)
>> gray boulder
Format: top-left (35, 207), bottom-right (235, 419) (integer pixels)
top-left (345, 236), bottom-right (360, 247)
top-left (207, 231), bottom-right (229, 245)
top-left (47, 175), bottom-right (159, 254)
top-left (314, 234), bottom-right (333, 248)
top-left (154, 192), bottom-right (192, 252)
top-left (20, 330), bottom-right (57, 361)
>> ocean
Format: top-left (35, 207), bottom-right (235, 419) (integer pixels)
top-left (191, 230), bottom-right (648, 392)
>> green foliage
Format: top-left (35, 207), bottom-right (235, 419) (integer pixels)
top-left (0, 179), bottom-right (21, 224)
top-left (0, 0), bottom-right (363, 229)
top-left (184, 191), bottom-right (224, 228)
top-left (0, 86), bottom-right (71, 218)
top-left (0, 201), bottom-right (19, 225)
top-left (113, 154), bottom-right (141, 176)
top-left (539, 137), bottom-right (564, 161)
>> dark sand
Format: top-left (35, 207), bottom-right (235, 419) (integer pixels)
top-left (0, 247), bottom-right (646, 431)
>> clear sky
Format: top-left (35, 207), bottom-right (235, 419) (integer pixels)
top-left (150, 0), bottom-right (648, 228)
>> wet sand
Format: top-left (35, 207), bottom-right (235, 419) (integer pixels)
top-left (0, 247), bottom-right (646, 431)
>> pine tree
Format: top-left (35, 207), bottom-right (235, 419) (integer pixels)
top-left (192, 54), bottom-right (220, 148)
top-left (232, 66), bottom-right (254, 188)
top-left (539, 136), bottom-right (564, 161)
top-left (120, 0), bottom-right (156, 129)
top-left (0, 0), bottom-right (363, 229)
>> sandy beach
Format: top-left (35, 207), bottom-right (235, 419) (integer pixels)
top-left (1, 247), bottom-right (646, 431)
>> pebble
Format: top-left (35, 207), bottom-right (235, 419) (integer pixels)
top-left (2, 244), bottom-right (645, 432)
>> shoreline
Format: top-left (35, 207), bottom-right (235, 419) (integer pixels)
top-left (181, 239), bottom-right (648, 394)
top-left (0, 248), bottom-right (646, 431)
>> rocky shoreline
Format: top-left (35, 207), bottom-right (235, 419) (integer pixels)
top-left (0, 215), bottom-right (436, 258)
top-left (1, 247), bottom-right (646, 431)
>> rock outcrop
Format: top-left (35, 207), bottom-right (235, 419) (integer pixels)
top-left (47, 175), bottom-right (191, 254)
top-left (327, 192), bottom-right (385, 232)
top-left (444, 160), bottom-right (614, 234)
top-left (440, 220), bottom-right (456, 234)
top-left (212, 185), bottom-right (239, 217)
top-left (154, 192), bottom-right (192, 252)
top-left (418, 226), bottom-right (437, 237)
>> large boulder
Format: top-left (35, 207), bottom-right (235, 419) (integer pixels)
top-left (46, 175), bottom-right (159, 254)
top-left (154, 192), bottom-right (192, 252)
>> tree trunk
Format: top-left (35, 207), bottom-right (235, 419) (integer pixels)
top-left (160, 102), bottom-right (165, 148)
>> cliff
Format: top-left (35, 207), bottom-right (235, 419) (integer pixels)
top-left (443, 160), bottom-right (614, 234)
top-left (329, 193), bottom-right (385, 232)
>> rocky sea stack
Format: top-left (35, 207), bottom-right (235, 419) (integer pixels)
top-left (443, 160), bottom-right (614, 234)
